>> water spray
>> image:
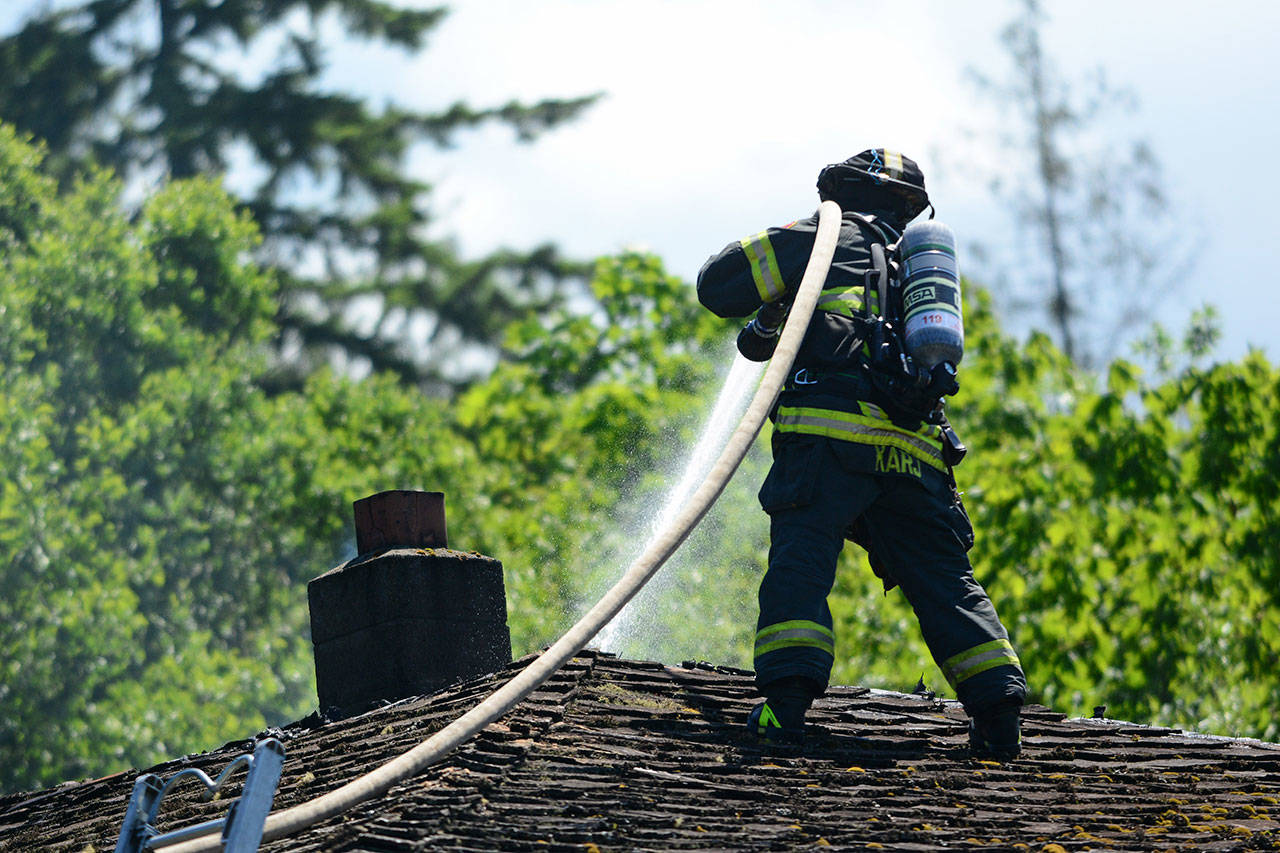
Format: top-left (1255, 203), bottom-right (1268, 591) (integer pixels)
top-left (160, 200), bottom-right (845, 853)
top-left (597, 352), bottom-right (764, 653)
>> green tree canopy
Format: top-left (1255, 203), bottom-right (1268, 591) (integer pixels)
top-left (0, 122), bottom-right (312, 788)
top-left (945, 297), bottom-right (1278, 739)
top-left (1, 123), bottom-right (1277, 795)
top-left (0, 124), bottom-right (732, 792)
top-left (0, 0), bottom-right (597, 390)
top-left (601, 287), bottom-right (1280, 744)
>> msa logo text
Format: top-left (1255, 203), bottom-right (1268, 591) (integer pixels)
top-left (904, 286), bottom-right (935, 309)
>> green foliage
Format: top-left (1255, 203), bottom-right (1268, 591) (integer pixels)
top-left (0, 127), bottom-right (321, 790)
top-left (454, 253), bottom-right (736, 647)
top-left (0, 0), bottom-right (597, 389)
top-left (942, 291), bottom-right (1280, 739)
top-left (2, 121), bottom-right (1278, 795)
top-left (0, 126), bottom-right (738, 791)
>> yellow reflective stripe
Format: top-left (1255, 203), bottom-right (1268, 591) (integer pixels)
top-left (941, 639), bottom-right (1021, 688)
top-left (755, 634), bottom-right (835, 659)
top-left (778, 406), bottom-right (941, 443)
top-left (739, 231), bottom-right (786, 303)
top-left (943, 639), bottom-right (1013, 671)
top-left (884, 149), bottom-right (903, 177)
top-left (775, 406), bottom-right (946, 471)
top-left (755, 620), bottom-right (835, 659)
top-left (817, 284), bottom-right (877, 319)
top-left (757, 620), bottom-right (835, 641)
top-left (859, 402), bottom-right (888, 421)
top-left (817, 286), bottom-right (864, 318)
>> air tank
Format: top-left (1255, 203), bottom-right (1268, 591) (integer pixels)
top-left (899, 221), bottom-right (963, 369)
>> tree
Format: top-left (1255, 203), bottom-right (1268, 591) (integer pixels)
top-left (0, 124), bottom-right (736, 792)
top-left (0, 0), bottom-right (597, 390)
top-left (481, 254), bottom-right (1280, 745)
top-left (965, 0), bottom-right (1176, 366)
top-left (4, 119), bottom-right (1278, 794)
top-left (945, 298), bottom-right (1279, 739)
top-left (0, 123), bottom-right (318, 790)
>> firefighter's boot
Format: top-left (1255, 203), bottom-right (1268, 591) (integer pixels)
top-left (747, 677), bottom-right (815, 744)
top-left (969, 702), bottom-right (1022, 761)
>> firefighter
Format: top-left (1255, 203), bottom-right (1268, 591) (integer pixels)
top-left (696, 149), bottom-right (1027, 760)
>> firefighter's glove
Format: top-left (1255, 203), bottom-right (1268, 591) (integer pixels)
top-left (737, 300), bottom-right (789, 362)
top-left (755, 298), bottom-right (790, 335)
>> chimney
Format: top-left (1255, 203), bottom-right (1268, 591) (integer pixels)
top-left (308, 490), bottom-right (512, 717)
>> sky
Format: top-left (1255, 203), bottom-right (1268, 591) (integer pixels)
top-left (343, 0), bottom-right (1277, 364)
top-left (3, 0), bottom-right (1277, 362)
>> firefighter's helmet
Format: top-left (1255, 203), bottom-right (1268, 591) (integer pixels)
top-left (817, 149), bottom-right (930, 222)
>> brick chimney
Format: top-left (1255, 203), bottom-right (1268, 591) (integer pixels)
top-left (308, 490), bottom-right (512, 717)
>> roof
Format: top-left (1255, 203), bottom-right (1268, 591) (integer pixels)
top-left (2, 649), bottom-right (1279, 851)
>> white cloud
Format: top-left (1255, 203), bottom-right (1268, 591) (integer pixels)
top-left (2, 0), bottom-right (1274, 356)
top-left (392, 0), bottom-right (1277, 357)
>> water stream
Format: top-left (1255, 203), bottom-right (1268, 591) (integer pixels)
top-left (595, 353), bottom-right (765, 652)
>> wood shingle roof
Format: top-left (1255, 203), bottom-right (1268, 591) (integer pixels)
top-left (3, 650), bottom-right (1279, 851)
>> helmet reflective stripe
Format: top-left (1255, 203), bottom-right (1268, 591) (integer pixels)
top-left (884, 149), bottom-right (904, 178)
top-left (739, 230), bottom-right (786, 303)
top-left (941, 639), bottom-right (1021, 688)
top-left (775, 406), bottom-right (946, 470)
top-left (754, 619), bottom-right (835, 659)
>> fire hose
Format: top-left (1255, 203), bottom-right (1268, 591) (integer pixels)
top-left (161, 200), bottom-right (844, 852)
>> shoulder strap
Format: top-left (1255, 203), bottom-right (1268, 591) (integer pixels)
top-left (841, 212), bottom-right (895, 322)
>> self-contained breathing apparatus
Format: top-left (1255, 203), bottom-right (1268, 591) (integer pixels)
top-left (863, 216), bottom-right (968, 467)
top-left (738, 214), bottom-right (969, 468)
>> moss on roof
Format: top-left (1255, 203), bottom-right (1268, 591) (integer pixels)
top-left (2, 650), bottom-right (1279, 851)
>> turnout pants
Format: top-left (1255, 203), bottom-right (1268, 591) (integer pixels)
top-left (754, 435), bottom-right (1027, 716)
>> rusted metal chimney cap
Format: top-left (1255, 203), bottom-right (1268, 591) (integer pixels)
top-left (353, 490), bottom-right (447, 554)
